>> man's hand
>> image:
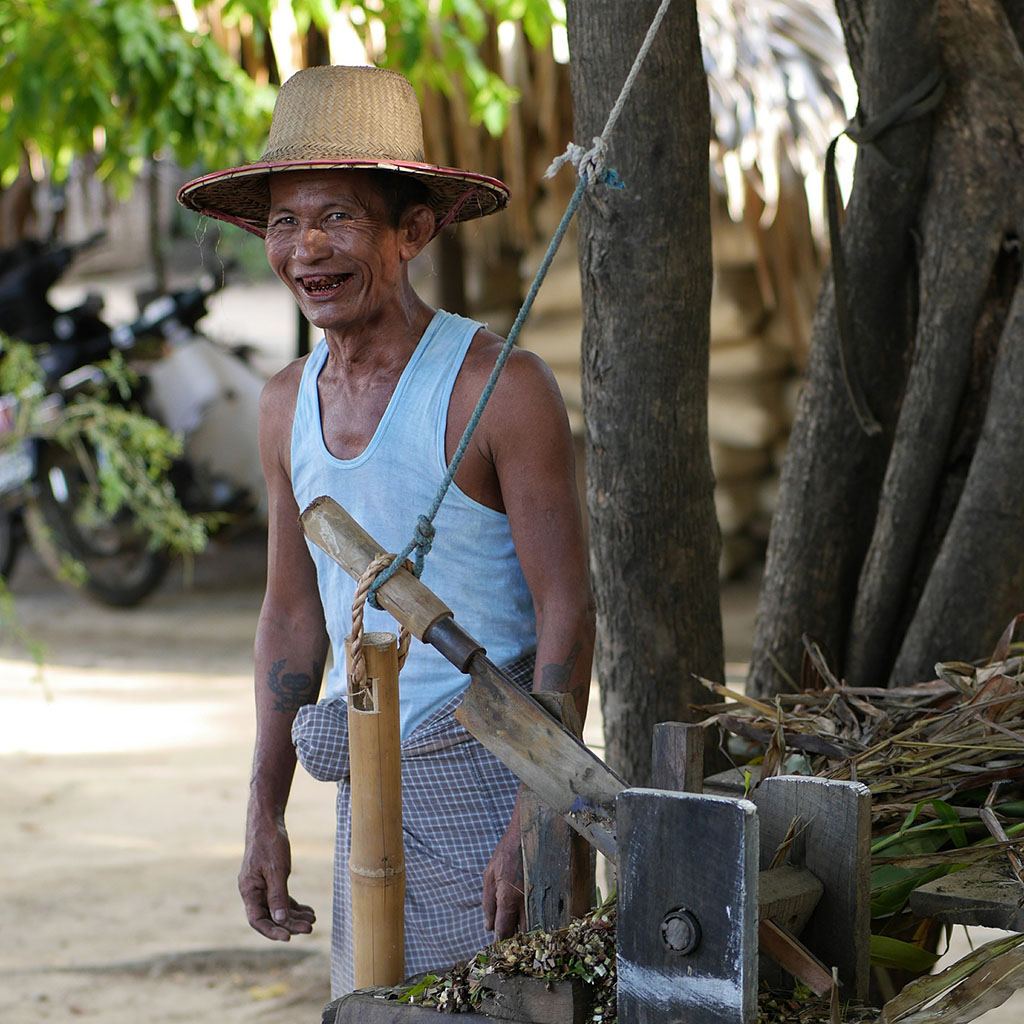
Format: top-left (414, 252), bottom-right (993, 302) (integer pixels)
top-left (239, 815), bottom-right (316, 941)
top-left (483, 821), bottom-right (526, 940)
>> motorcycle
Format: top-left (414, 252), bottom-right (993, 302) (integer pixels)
top-left (0, 234), bottom-right (266, 606)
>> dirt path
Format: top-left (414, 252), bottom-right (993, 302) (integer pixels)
top-left (1, 537), bottom-right (334, 1022)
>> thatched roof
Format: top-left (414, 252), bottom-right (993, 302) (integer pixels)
top-left (698, 0), bottom-right (856, 226)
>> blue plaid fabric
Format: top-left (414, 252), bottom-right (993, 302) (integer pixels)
top-left (292, 653), bottom-right (535, 996)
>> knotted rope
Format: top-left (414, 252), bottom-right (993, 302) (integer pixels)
top-left (348, 554), bottom-right (411, 691)
top-left (368, 0), bottom-right (674, 608)
top-left (825, 66), bottom-right (946, 437)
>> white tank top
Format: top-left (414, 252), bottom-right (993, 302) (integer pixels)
top-left (290, 310), bottom-right (537, 738)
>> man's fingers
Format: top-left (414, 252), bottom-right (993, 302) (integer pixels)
top-left (493, 881), bottom-right (524, 941)
top-left (250, 915), bottom-right (294, 941)
top-left (265, 872), bottom-right (292, 926)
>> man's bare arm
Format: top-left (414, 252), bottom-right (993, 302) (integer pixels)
top-left (470, 348), bottom-right (595, 939)
top-left (241, 368), bottom-right (330, 942)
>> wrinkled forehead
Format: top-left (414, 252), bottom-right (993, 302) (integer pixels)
top-left (267, 168), bottom-right (384, 210)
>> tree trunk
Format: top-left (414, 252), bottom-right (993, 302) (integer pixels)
top-left (567, 0), bottom-right (723, 785)
top-left (750, 0), bottom-right (1024, 694)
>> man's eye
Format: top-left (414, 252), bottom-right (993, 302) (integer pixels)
top-left (268, 215), bottom-right (296, 228)
top-left (326, 211), bottom-right (350, 223)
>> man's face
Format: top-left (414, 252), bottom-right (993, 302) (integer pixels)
top-left (264, 169), bottom-right (410, 332)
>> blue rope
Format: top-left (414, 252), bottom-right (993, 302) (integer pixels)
top-left (369, 171), bottom-right (612, 606)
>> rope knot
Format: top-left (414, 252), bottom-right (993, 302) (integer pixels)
top-left (545, 136), bottom-right (610, 186)
top-left (413, 515), bottom-right (435, 553)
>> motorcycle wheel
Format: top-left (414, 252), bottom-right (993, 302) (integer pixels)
top-left (0, 511), bottom-right (19, 579)
top-left (24, 442), bottom-right (169, 607)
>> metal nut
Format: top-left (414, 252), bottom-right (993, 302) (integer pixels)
top-left (661, 908), bottom-right (701, 955)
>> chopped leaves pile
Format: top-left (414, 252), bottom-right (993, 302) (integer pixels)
top-left (392, 895), bottom-right (616, 1020)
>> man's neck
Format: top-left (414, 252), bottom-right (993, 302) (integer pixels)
top-left (322, 289), bottom-right (435, 381)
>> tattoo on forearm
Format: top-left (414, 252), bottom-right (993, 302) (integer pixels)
top-left (540, 640), bottom-right (582, 691)
top-left (267, 658), bottom-right (320, 712)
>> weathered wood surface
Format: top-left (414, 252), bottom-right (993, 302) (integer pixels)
top-left (476, 975), bottom-right (592, 1024)
top-left (909, 861), bottom-right (1024, 931)
top-left (326, 992), bottom-right (525, 1024)
top-left (521, 692), bottom-right (595, 931)
top-left (758, 865), bottom-right (824, 936)
top-left (651, 721), bottom-right (705, 793)
top-left (458, 655), bottom-right (625, 862)
top-left (703, 765), bottom-right (762, 796)
top-left (617, 788), bottom-right (758, 1024)
top-left (301, 496), bottom-right (451, 640)
top-left (758, 919), bottom-right (833, 997)
top-left (346, 632), bottom-right (405, 988)
top-left (752, 775), bottom-right (871, 999)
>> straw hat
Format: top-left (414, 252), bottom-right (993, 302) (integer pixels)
top-left (177, 65), bottom-right (509, 238)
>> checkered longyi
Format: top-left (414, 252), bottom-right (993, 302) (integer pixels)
top-left (292, 653), bottom-right (535, 996)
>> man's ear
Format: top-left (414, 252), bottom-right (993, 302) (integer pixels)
top-left (398, 204), bottom-right (436, 262)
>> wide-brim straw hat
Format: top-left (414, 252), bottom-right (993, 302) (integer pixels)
top-left (177, 65), bottom-right (509, 238)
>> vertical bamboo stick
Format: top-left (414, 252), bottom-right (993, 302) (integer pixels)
top-left (346, 630), bottom-right (405, 988)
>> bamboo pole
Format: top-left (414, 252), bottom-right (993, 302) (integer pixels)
top-left (346, 630), bottom-right (405, 987)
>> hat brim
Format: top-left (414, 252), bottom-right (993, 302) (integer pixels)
top-left (177, 158), bottom-right (509, 238)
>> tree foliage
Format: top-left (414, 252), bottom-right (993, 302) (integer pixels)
top-left (0, 0), bottom-right (275, 192)
top-left (0, 0), bottom-right (559, 193)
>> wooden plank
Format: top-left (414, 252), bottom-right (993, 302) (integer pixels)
top-left (703, 764), bottom-right (762, 797)
top-left (651, 722), bottom-right (705, 793)
top-left (327, 991), bottom-right (524, 1023)
top-left (457, 655), bottom-right (625, 862)
top-left (521, 692), bottom-right (595, 931)
top-left (758, 920), bottom-right (834, 997)
top-left (617, 788), bottom-right (759, 1024)
top-left (909, 862), bottom-right (1024, 931)
top-left (476, 975), bottom-right (592, 1024)
top-left (752, 775), bottom-right (871, 1000)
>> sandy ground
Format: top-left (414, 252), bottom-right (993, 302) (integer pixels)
top-left (4, 267), bottom-right (1020, 1022)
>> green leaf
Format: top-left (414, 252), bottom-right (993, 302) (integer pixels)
top-left (870, 934), bottom-right (941, 973)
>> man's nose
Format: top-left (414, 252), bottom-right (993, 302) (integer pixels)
top-left (293, 225), bottom-right (331, 261)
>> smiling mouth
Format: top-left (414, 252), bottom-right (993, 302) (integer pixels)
top-left (297, 273), bottom-right (354, 297)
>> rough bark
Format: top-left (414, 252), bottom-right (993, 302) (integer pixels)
top-left (753, 0), bottom-right (1024, 693)
top-left (567, 0), bottom-right (723, 785)
top-left (748, 0), bottom-right (941, 695)
top-left (846, 0), bottom-right (1024, 686)
top-left (894, 274), bottom-right (1024, 677)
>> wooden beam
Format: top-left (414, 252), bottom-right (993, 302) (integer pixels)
top-left (616, 788), bottom-right (758, 1024)
top-left (910, 862), bottom-right (1024, 931)
top-left (477, 975), bottom-right (592, 1024)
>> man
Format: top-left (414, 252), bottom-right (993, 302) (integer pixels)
top-left (178, 65), bottom-right (593, 995)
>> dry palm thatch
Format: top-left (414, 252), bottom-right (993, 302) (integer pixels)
top-left (698, 0), bottom-right (855, 230)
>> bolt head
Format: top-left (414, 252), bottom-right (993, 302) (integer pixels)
top-left (661, 908), bottom-right (701, 955)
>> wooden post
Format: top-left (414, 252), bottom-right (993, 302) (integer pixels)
top-left (651, 721), bottom-right (705, 793)
top-left (752, 775), bottom-right (872, 1000)
top-left (346, 631), bottom-right (405, 988)
top-left (521, 692), bottom-right (596, 931)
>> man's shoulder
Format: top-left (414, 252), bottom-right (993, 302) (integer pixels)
top-left (461, 327), bottom-right (562, 405)
top-left (260, 353), bottom-right (312, 417)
